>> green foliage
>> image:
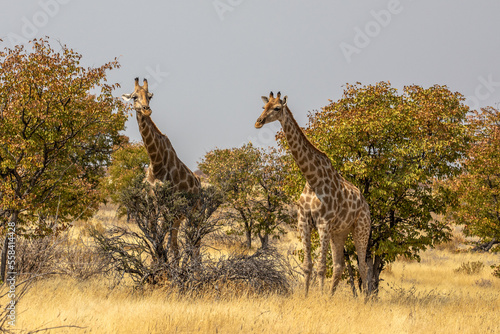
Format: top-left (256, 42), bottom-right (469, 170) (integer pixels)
top-left (199, 143), bottom-right (293, 248)
top-left (454, 261), bottom-right (485, 275)
top-left (447, 107), bottom-right (500, 246)
top-left (253, 148), bottom-right (294, 247)
top-left (0, 38), bottom-right (128, 234)
top-left (102, 140), bottom-right (149, 217)
top-left (278, 82), bottom-right (470, 285)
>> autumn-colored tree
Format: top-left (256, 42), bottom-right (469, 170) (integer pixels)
top-left (448, 107), bottom-right (500, 251)
top-left (279, 82), bottom-right (470, 292)
top-left (102, 140), bottom-right (149, 220)
top-left (0, 38), bottom-right (128, 280)
top-left (199, 143), bottom-right (292, 249)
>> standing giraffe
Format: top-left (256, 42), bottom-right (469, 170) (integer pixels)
top-left (122, 78), bottom-right (200, 258)
top-left (255, 91), bottom-right (371, 296)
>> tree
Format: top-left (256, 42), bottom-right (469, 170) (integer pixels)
top-left (199, 144), bottom-right (259, 249)
top-left (102, 140), bottom-right (149, 221)
top-left (199, 143), bottom-right (293, 249)
top-left (448, 107), bottom-right (500, 251)
top-left (253, 148), bottom-right (294, 248)
top-left (279, 82), bottom-right (470, 293)
top-left (0, 38), bottom-right (128, 281)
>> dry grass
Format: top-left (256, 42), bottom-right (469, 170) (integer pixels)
top-left (5, 207), bottom-right (500, 333)
top-left (7, 246), bottom-right (499, 333)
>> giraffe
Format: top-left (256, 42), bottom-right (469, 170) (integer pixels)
top-left (122, 78), bottom-right (200, 259)
top-left (255, 91), bottom-right (371, 296)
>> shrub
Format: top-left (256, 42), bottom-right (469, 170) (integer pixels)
top-left (91, 179), bottom-right (223, 286)
top-left (454, 261), bottom-right (485, 275)
top-left (169, 247), bottom-right (294, 296)
top-left (491, 264), bottom-right (500, 279)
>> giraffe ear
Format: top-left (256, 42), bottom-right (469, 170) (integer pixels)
top-left (282, 95), bottom-right (288, 106)
top-left (148, 92), bottom-right (154, 99)
top-left (122, 93), bottom-right (133, 101)
top-left (261, 96), bottom-right (269, 103)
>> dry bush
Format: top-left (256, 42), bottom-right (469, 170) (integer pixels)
top-left (90, 225), bottom-right (171, 285)
top-left (1, 233), bottom-right (109, 282)
top-left (91, 180), bottom-right (298, 296)
top-left (55, 237), bottom-right (110, 280)
top-left (491, 264), bottom-right (500, 279)
top-left (91, 180), bottom-right (225, 286)
top-left (168, 247), bottom-right (296, 296)
top-left (0, 274), bottom-right (37, 332)
top-left (385, 283), bottom-right (452, 306)
top-left (475, 278), bottom-right (493, 287)
top-left (6, 235), bottom-right (60, 279)
top-left (0, 235), bottom-right (61, 332)
top-left (454, 261), bottom-right (485, 275)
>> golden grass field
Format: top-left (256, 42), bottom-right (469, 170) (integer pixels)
top-left (6, 207), bottom-right (500, 333)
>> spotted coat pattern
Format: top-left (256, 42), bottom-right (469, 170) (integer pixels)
top-left (255, 92), bottom-right (371, 296)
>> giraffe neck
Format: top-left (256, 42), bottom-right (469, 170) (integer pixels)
top-left (136, 111), bottom-right (171, 167)
top-left (279, 106), bottom-right (339, 194)
top-left (136, 111), bottom-right (200, 193)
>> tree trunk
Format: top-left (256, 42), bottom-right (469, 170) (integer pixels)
top-left (259, 233), bottom-right (269, 249)
top-left (366, 254), bottom-right (383, 297)
top-left (472, 239), bottom-right (498, 252)
top-left (245, 229), bottom-right (252, 249)
top-left (0, 233), bottom-right (8, 284)
top-left (345, 249), bottom-right (358, 298)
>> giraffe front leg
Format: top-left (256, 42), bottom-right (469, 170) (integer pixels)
top-left (317, 225), bottom-right (330, 294)
top-left (298, 209), bottom-right (313, 296)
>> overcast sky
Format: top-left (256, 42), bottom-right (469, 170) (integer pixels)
top-left (2, 1), bottom-right (500, 169)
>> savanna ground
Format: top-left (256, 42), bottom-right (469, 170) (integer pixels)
top-left (5, 205), bottom-right (500, 334)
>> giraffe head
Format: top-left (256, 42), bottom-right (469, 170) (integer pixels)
top-left (121, 78), bottom-right (154, 116)
top-left (255, 91), bottom-right (288, 129)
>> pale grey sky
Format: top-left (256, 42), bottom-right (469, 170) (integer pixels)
top-left (2, 1), bottom-right (500, 169)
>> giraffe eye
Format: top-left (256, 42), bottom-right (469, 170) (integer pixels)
top-left (274, 107), bottom-right (280, 111)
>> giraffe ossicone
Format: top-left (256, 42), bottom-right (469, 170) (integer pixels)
top-left (255, 91), bottom-right (372, 296)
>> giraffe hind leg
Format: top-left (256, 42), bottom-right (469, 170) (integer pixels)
top-left (316, 222), bottom-right (331, 293)
top-left (353, 213), bottom-right (370, 295)
top-left (330, 231), bottom-right (349, 295)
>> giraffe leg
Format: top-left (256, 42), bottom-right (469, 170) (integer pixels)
top-left (330, 231), bottom-right (348, 295)
top-left (316, 224), bottom-right (330, 293)
top-left (298, 208), bottom-right (313, 296)
top-left (353, 213), bottom-right (370, 295)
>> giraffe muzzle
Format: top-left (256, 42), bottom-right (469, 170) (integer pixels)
top-left (255, 118), bottom-right (264, 129)
top-left (136, 106), bottom-right (152, 116)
